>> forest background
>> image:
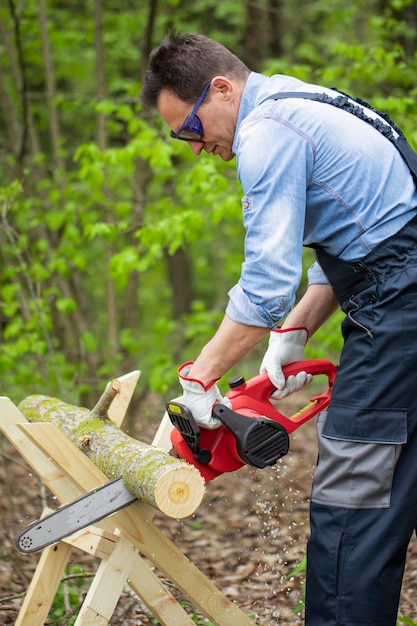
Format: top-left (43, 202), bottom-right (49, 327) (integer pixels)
top-left (1, 0), bottom-right (417, 416)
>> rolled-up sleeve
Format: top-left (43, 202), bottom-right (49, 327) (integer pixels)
top-left (226, 283), bottom-right (291, 328)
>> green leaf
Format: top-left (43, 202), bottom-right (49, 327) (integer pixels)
top-left (56, 298), bottom-right (77, 314)
top-left (108, 246), bottom-right (139, 287)
top-left (287, 555), bottom-right (307, 577)
top-left (81, 331), bottom-right (98, 353)
top-left (84, 222), bottom-right (118, 241)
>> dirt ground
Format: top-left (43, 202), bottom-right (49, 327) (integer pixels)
top-left (1, 390), bottom-right (417, 625)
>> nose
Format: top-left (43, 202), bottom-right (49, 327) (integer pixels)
top-left (188, 141), bottom-right (205, 155)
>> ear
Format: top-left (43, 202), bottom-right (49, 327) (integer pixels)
top-left (209, 76), bottom-right (234, 100)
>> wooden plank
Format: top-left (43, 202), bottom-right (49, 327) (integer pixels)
top-left (14, 541), bottom-right (73, 626)
top-left (74, 530), bottom-right (137, 625)
top-left (63, 527), bottom-right (117, 560)
top-left (105, 504), bottom-right (253, 626)
top-left (19, 422), bottom-right (112, 492)
top-left (126, 554), bottom-right (196, 626)
top-left (74, 529), bottom-right (196, 626)
top-left (66, 527), bottom-right (196, 625)
top-left (0, 397), bottom-right (83, 503)
top-left (152, 411), bottom-right (175, 452)
top-left (106, 370), bottom-right (141, 428)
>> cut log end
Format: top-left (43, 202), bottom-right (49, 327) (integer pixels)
top-left (154, 466), bottom-right (205, 519)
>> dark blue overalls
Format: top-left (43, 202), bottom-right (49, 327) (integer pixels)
top-left (305, 214), bottom-right (417, 625)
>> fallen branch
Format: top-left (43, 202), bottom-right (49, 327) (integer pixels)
top-left (18, 392), bottom-right (204, 519)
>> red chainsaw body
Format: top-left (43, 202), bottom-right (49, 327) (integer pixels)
top-left (170, 358), bottom-right (337, 482)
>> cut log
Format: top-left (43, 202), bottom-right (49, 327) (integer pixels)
top-left (18, 392), bottom-right (205, 519)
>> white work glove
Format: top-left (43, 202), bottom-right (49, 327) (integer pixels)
top-left (178, 362), bottom-right (231, 429)
top-left (260, 327), bottom-right (312, 400)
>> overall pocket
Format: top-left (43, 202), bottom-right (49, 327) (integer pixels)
top-left (311, 404), bottom-right (406, 509)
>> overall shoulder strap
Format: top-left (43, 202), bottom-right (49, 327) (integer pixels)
top-left (260, 90), bottom-right (417, 183)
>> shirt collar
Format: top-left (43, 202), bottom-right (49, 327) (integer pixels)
top-left (233, 72), bottom-right (268, 154)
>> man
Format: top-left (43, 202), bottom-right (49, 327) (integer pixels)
top-left (141, 31), bottom-right (417, 626)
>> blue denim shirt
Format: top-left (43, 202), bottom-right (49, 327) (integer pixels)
top-left (225, 72), bottom-right (417, 328)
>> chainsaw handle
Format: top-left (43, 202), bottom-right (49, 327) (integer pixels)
top-left (281, 358), bottom-right (337, 384)
top-left (225, 358), bottom-right (337, 434)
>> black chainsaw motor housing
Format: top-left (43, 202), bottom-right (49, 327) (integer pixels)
top-left (212, 404), bottom-right (290, 469)
top-left (166, 402), bottom-right (213, 465)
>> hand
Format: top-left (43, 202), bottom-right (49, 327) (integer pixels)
top-left (178, 362), bottom-right (231, 429)
top-left (259, 327), bottom-right (312, 399)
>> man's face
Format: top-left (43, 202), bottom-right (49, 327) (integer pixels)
top-left (157, 77), bottom-right (239, 162)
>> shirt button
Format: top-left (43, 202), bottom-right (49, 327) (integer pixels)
top-left (354, 263), bottom-right (364, 272)
top-left (365, 271), bottom-right (373, 281)
top-left (369, 294), bottom-right (377, 304)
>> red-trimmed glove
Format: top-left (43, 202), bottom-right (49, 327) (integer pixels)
top-left (259, 327), bottom-right (312, 399)
top-left (178, 362), bottom-right (231, 429)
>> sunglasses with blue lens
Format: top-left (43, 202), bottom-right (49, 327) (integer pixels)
top-left (170, 82), bottom-right (211, 142)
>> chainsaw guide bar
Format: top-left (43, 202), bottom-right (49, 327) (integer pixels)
top-left (16, 477), bottom-right (136, 554)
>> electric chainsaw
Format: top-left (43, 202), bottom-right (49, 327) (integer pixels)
top-left (15, 358), bottom-right (336, 554)
top-left (167, 358), bottom-right (337, 482)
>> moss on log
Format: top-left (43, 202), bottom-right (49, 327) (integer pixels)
top-left (18, 394), bottom-right (205, 519)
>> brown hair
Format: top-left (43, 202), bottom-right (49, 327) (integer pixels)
top-left (141, 31), bottom-right (250, 107)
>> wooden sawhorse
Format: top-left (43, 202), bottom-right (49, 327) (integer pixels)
top-left (0, 372), bottom-right (256, 625)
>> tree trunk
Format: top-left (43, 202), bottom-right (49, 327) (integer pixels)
top-left (38, 0), bottom-right (65, 171)
top-left (165, 247), bottom-right (193, 318)
top-left (18, 385), bottom-right (205, 519)
top-left (268, 0), bottom-right (284, 59)
top-left (244, 0), bottom-right (264, 71)
top-left (139, 0), bottom-right (159, 79)
top-left (94, 0), bottom-right (119, 358)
